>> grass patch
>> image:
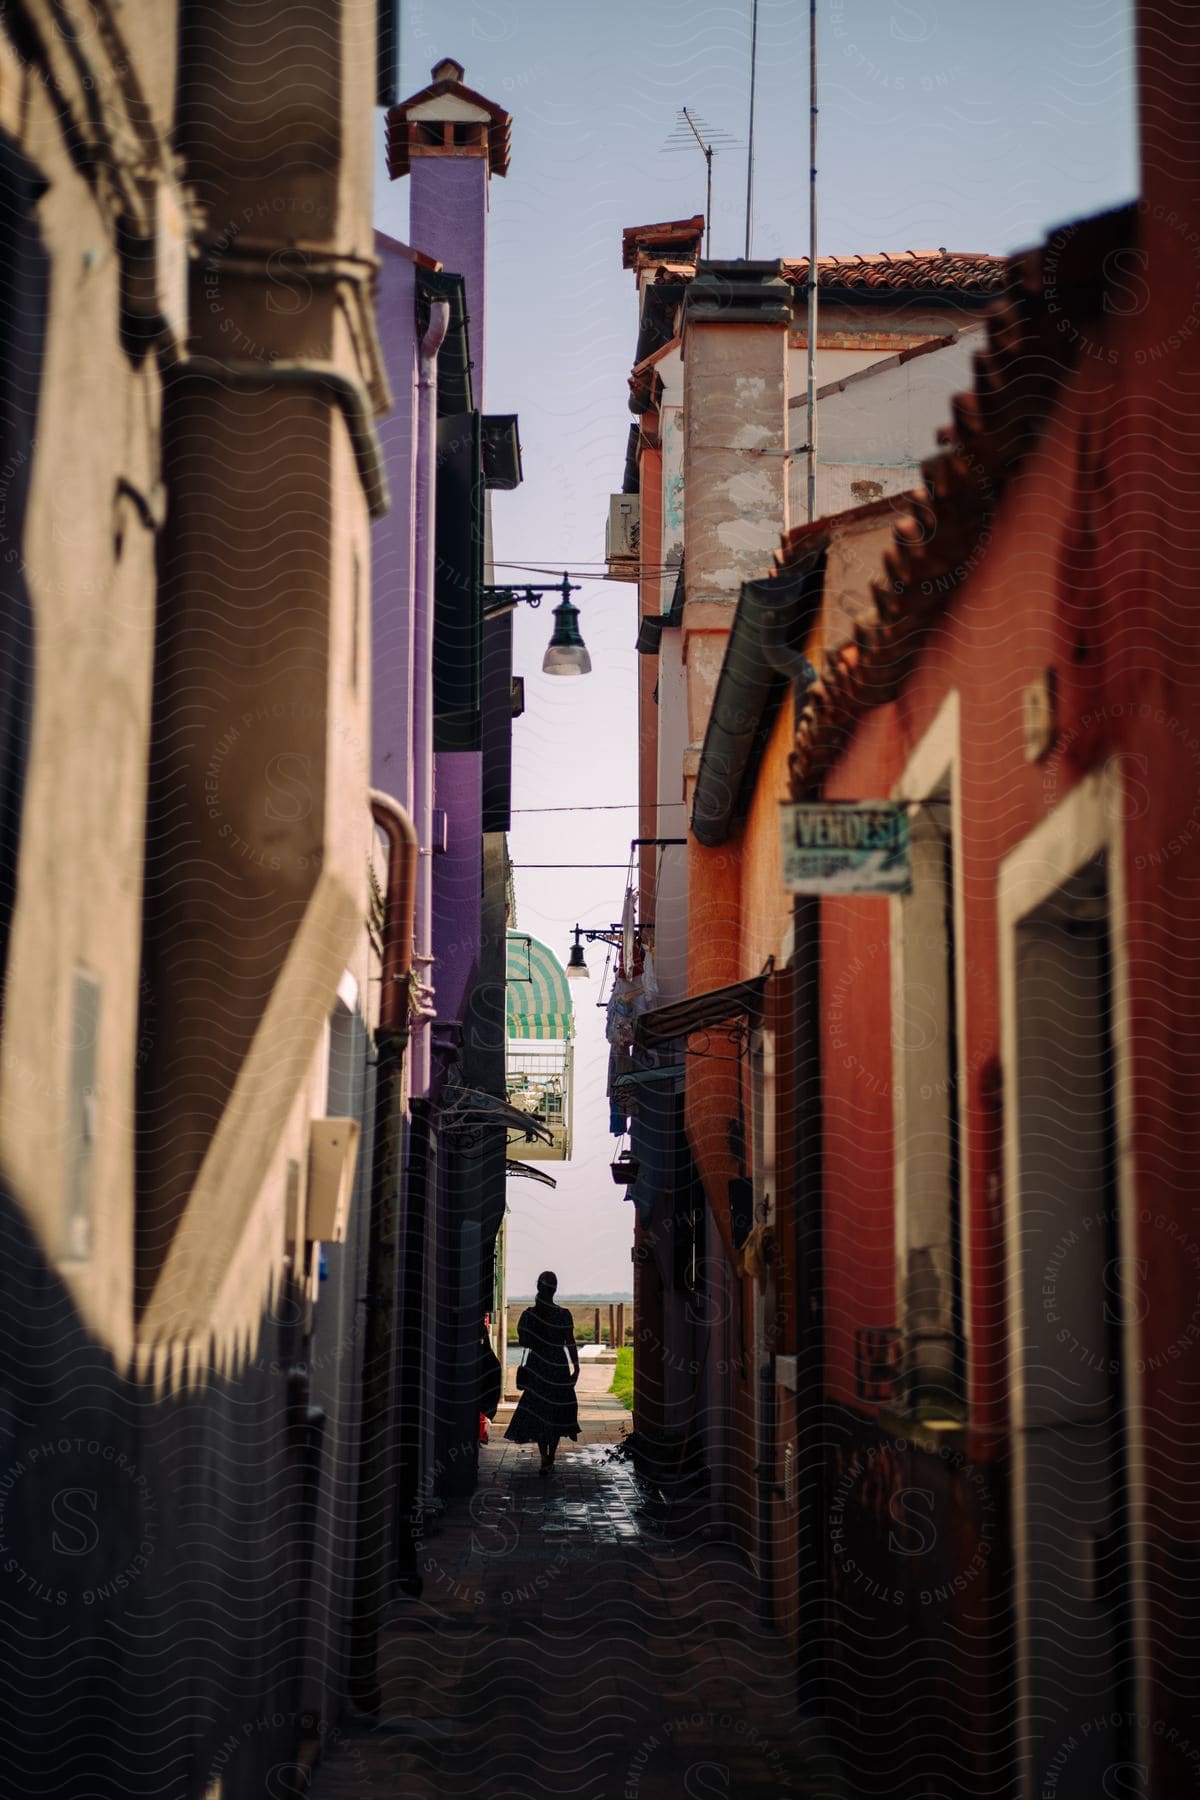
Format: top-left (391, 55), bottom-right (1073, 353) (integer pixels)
top-left (610, 1346), bottom-right (634, 1410)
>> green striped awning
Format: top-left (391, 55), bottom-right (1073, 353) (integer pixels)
top-left (506, 931), bottom-right (574, 1040)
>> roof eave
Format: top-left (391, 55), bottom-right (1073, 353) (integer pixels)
top-left (691, 548), bottom-right (825, 849)
top-left (634, 970), bottom-right (773, 1052)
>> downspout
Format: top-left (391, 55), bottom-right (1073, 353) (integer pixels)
top-left (410, 297), bottom-right (451, 1098)
top-left (389, 297), bottom-right (447, 1597)
top-left (370, 789), bottom-right (418, 1037)
top-left (350, 790), bottom-right (417, 1713)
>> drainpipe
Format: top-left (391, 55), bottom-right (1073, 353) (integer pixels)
top-left (369, 789), bottom-right (418, 1036)
top-left (350, 790), bottom-right (417, 1713)
top-left (410, 297), bottom-right (450, 1099)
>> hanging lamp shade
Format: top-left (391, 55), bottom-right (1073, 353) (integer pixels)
top-left (565, 941), bottom-right (589, 979)
top-left (542, 597), bottom-right (592, 676)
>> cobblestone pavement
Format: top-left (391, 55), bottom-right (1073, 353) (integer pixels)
top-left (307, 1369), bottom-right (845, 1799)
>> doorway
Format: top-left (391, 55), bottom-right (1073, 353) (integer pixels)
top-left (1001, 774), bottom-right (1144, 1799)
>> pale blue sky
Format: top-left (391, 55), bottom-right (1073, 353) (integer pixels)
top-left (374, 0), bottom-right (1138, 1294)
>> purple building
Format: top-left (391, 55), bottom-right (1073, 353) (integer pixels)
top-left (372, 60), bottom-right (523, 1556)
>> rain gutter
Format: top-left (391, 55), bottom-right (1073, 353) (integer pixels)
top-left (690, 544), bottom-right (826, 849)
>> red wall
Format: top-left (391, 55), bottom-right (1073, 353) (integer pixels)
top-left (817, 108), bottom-right (1200, 1775)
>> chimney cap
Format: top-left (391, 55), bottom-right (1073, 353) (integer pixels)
top-left (385, 59), bottom-right (512, 179)
top-left (622, 216), bottom-right (706, 272)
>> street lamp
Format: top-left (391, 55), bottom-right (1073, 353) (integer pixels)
top-left (564, 847), bottom-right (684, 980)
top-left (541, 593), bottom-right (591, 676)
top-left (481, 571), bottom-right (591, 677)
top-left (564, 921), bottom-right (641, 981)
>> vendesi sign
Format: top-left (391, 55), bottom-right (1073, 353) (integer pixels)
top-left (780, 801), bottom-right (911, 895)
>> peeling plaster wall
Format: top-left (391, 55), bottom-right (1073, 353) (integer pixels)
top-left (683, 322), bottom-right (789, 606)
top-left (658, 349), bottom-right (685, 572)
top-left (680, 317), bottom-right (789, 834)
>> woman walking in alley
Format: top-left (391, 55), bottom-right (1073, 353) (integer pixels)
top-left (505, 1271), bottom-right (580, 1475)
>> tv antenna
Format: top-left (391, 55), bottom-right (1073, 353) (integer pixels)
top-left (663, 108), bottom-right (738, 257)
top-left (746, 0), bottom-right (759, 257)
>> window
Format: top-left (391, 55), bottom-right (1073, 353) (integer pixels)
top-left (64, 970), bottom-right (101, 1262)
top-left (433, 410), bottom-right (484, 750)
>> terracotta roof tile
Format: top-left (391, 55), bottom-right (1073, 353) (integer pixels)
top-left (784, 203), bottom-right (1138, 797)
top-left (781, 250), bottom-right (1005, 294)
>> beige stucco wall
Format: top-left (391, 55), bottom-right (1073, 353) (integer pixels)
top-left (0, 2), bottom-right (385, 1376)
top-left (819, 516), bottom-right (904, 657)
top-left (0, 9), bottom-right (178, 1367)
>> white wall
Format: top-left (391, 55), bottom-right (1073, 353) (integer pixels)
top-left (789, 329), bottom-right (983, 521)
top-left (786, 343), bottom-right (893, 395)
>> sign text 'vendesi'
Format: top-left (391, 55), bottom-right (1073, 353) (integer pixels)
top-left (780, 802), bottom-right (911, 895)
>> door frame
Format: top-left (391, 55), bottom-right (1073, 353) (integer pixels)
top-left (997, 760), bottom-right (1147, 1798)
top-left (890, 688), bottom-right (969, 1410)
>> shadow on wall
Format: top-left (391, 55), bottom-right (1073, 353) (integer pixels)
top-left (0, 1175), bottom-right (342, 1799)
top-left (0, 133), bottom-right (49, 1021)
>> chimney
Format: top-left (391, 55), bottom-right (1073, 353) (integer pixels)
top-left (679, 261), bottom-right (793, 792)
top-left (385, 60), bottom-right (512, 399)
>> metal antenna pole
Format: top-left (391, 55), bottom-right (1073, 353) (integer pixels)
top-left (806, 0), bottom-right (819, 523)
top-left (683, 108), bottom-right (714, 257)
top-left (745, 0), bottom-right (759, 258)
top-left (668, 109), bottom-right (736, 255)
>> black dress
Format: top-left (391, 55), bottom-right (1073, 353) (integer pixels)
top-left (504, 1301), bottom-right (580, 1444)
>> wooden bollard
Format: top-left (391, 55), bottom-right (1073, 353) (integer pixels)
top-left (594, 1307), bottom-right (601, 1346)
top-left (608, 1304), bottom-right (616, 1350)
top-left (617, 1302), bottom-right (626, 1348)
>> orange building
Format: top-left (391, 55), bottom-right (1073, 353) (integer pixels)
top-left (610, 231), bottom-right (1001, 1593)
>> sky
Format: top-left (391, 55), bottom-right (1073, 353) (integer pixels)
top-left (373, 0), bottom-right (1138, 1296)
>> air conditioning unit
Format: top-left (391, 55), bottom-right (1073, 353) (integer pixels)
top-left (605, 493), bottom-right (640, 580)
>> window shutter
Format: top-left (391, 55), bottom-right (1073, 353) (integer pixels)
top-left (433, 410), bottom-right (483, 750)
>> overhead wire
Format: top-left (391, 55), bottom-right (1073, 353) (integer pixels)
top-left (492, 560), bottom-right (684, 578)
top-left (510, 802), bottom-right (685, 814)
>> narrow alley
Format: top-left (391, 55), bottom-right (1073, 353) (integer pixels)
top-left (3, 5), bottom-right (1197, 1799)
top-left (307, 1368), bottom-right (845, 1799)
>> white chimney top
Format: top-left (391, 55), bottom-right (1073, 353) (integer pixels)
top-left (432, 58), bottom-right (465, 84)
